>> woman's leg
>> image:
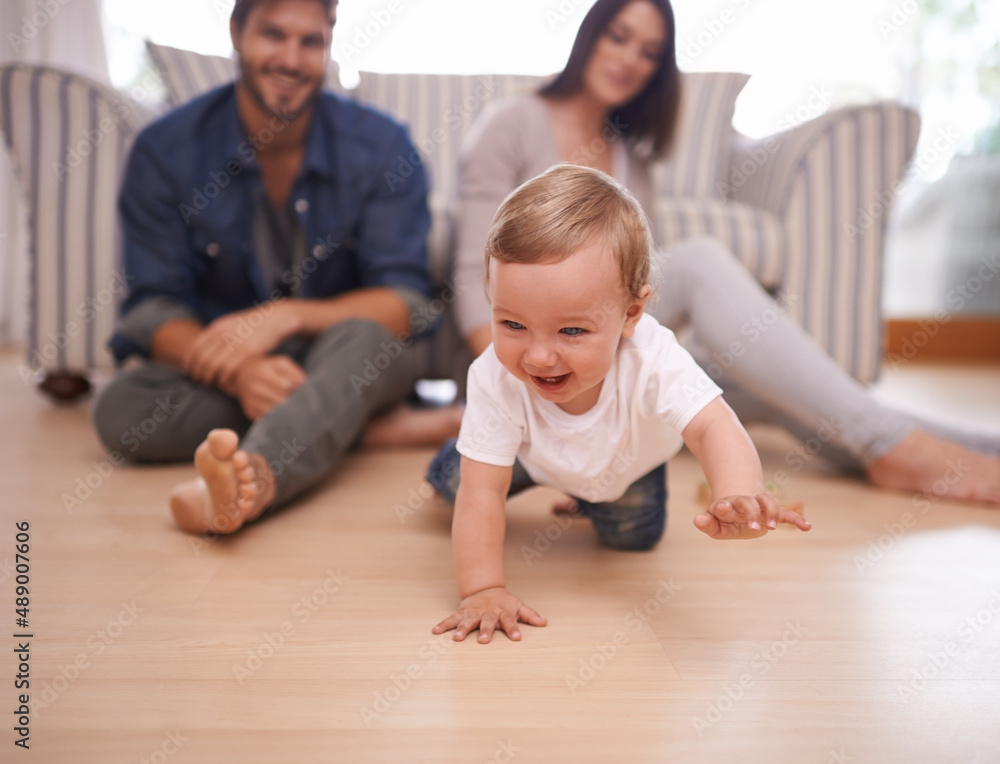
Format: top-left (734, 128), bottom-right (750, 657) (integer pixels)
top-left (649, 237), bottom-right (1000, 503)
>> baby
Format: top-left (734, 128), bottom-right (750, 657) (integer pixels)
top-left (426, 164), bottom-right (810, 643)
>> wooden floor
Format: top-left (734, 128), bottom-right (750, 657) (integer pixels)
top-left (1, 350), bottom-right (999, 763)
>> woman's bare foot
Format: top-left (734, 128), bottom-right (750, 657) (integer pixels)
top-left (169, 429), bottom-right (275, 534)
top-left (361, 403), bottom-right (464, 449)
top-left (867, 430), bottom-right (1000, 505)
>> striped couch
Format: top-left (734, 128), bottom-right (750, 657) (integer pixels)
top-left (0, 45), bottom-right (920, 396)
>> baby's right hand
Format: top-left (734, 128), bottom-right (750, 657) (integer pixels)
top-left (432, 587), bottom-right (547, 643)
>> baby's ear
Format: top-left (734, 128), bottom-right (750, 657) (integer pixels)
top-left (621, 285), bottom-right (651, 338)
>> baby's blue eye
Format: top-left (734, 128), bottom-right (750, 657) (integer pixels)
top-left (504, 320), bottom-right (525, 331)
top-left (561, 327), bottom-right (586, 336)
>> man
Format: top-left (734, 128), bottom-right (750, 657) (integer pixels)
top-left (93, 0), bottom-right (458, 534)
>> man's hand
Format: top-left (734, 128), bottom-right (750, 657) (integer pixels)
top-left (432, 587), bottom-right (547, 643)
top-left (694, 492), bottom-right (812, 540)
top-left (229, 355), bottom-right (307, 421)
top-left (183, 302), bottom-right (302, 389)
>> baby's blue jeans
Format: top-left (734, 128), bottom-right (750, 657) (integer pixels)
top-left (426, 439), bottom-right (667, 551)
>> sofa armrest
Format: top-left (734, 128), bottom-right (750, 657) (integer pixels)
top-left (722, 102), bottom-right (921, 383)
top-left (0, 63), bottom-right (158, 377)
top-left (725, 102), bottom-right (920, 216)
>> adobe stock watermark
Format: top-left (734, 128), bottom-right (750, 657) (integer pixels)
top-left (844, 125), bottom-right (962, 243)
top-left (338, 0), bottom-right (403, 63)
top-left (896, 587), bottom-right (1000, 703)
top-left (566, 115), bottom-right (630, 168)
top-left (0, 556), bottom-right (14, 587)
top-left (8, 0), bottom-right (72, 54)
top-left (277, 233), bottom-right (345, 294)
top-left (691, 619), bottom-right (808, 736)
top-left (52, 64), bottom-right (165, 182)
top-left (350, 279), bottom-right (462, 395)
top-left (179, 109), bottom-right (296, 223)
top-left (826, 749), bottom-right (857, 764)
top-left (210, 238), bottom-right (348, 357)
top-left (17, 269), bottom-right (134, 386)
top-left (518, 449), bottom-right (639, 565)
top-left (678, 291), bottom-right (800, 404)
top-left (546, 0), bottom-right (590, 29)
top-left (716, 86), bottom-right (832, 197)
top-left (61, 396), bottom-right (182, 514)
top-left (697, 412), bottom-right (838, 506)
top-left (139, 731), bottom-right (190, 764)
top-left (479, 738), bottom-right (521, 764)
top-left (394, 454), bottom-right (458, 524)
top-left (774, 85), bottom-right (834, 132)
top-left (30, 600), bottom-right (144, 714)
top-left (565, 578), bottom-right (682, 693)
top-left (520, 512), bottom-right (575, 567)
top-left (188, 437), bottom-right (308, 555)
top-left (885, 254), bottom-right (1000, 371)
top-left (212, 0), bottom-right (235, 21)
top-left (748, 414), bottom-right (842, 499)
top-left (774, 415), bottom-right (842, 479)
top-left (232, 568), bottom-right (350, 684)
top-left (677, 0), bottom-right (753, 68)
top-left (578, 450), bottom-right (641, 504)
top-left (853, 459), bottom-right (970, 574)
top-left (358, 633), bottom-right (452, 726)
top-left (383, 77), bottom-right (499, 192)
top-left (217, 300), bottom-right (281, 355)
top-left (878, 0), bottom-right (919, 40)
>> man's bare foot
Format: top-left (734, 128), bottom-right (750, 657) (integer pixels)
top-left (552, 497), bottom-right (580, 516)
top-left (867, 430), bottom-right (1000, 506)
top-left (169, 429), bottom-right (275, 534)
top-left (361, 403), bottom-right (464, 449)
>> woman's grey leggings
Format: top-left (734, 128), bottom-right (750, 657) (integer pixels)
top-left (650, 237), bottom-right (998, 473)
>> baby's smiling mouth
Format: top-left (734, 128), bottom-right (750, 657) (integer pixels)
top-left (531, 373), bottom-right (570, 390)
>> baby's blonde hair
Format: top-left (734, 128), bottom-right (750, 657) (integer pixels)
top-left (484, 164), bottom-right (653, 300)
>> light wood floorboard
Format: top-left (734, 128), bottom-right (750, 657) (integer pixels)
top-left (1, 351), bottom-right (999, 763)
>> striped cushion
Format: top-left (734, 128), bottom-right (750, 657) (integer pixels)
top-left (145, 41), bottom-right (345, 108)
top-left (652, 71), bottom-right (750, 200)
top-left (654, 197), bottom-right (785, 287)
top-left (0, 64), bottom-right (155, 373)
top-left (354, 72), bottom-right (544, 203)
top-left (354, 72), bottom-right (544, 279)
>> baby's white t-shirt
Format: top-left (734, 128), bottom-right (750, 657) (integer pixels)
top-left (456, 313), bottom-right (722, 502)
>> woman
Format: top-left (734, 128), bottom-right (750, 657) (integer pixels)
top-left (451, 0), bottom-right (1000, 504)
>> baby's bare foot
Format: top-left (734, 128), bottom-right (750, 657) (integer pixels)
top-left (169, 429), bottom-right (275, 534)
top-left (867, 430), bottom-right (1000, 506)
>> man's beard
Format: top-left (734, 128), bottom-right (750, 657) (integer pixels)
top-left (237, 56), bottom-right (323, 122)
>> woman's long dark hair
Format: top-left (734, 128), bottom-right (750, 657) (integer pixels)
top-left (539, 0), bottom-right (681, 161)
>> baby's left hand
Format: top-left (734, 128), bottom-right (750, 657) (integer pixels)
top-left (694, 492), bottom-right (811, 540)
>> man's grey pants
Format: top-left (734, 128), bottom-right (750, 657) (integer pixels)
top-left (92, 319), bottom-right (419, 510)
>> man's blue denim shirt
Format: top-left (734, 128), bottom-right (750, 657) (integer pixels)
top-left (110, 83), bottom-right (431, 363)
